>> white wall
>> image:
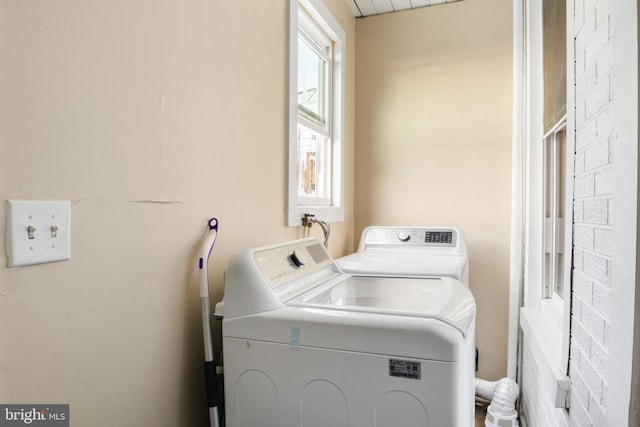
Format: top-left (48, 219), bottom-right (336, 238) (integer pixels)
top-left (569, 0), bottom-right (614, 423)
top-left (354, 0), bottom-right (513, 381)
top-left (0, 0), bottom-right (355, 425)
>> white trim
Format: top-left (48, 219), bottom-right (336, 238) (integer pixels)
top-left (607, 0), bottom-right (638, 423)
top-left (523, 0), bottom-right (544, 310)
top-left (287, 0), bottom-right (345, 227)
top-left (507, 0), bottom-right (525, 380)
top-left (561, 0), bottom-right (576, 378)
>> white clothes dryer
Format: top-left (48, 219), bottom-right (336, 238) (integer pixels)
top-left (337, 226), bottom-right (469, 286)
top-left (215, 238), bottom-right (476, 427)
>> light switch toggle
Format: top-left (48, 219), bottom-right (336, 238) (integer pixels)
top-left (51, 225), bottom-right (59, 238)
top-left (27, 226), bottom-right (36, 239)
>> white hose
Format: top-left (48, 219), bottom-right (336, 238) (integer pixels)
top-left (475, 377), bottom-right (520, 427)
top-left (490, 378), bottom-right (519, 416)
top-left (475, 377), bottom-right (498, 402)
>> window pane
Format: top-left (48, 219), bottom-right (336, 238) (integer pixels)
top-left (298, 36), bottom-right (327, 127)
top-left (542, 122), bottom-right (567, 299)
top-left (297, 123), bottom-right (331, 203)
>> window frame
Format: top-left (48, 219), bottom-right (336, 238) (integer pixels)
top-left (287, 0), bottom-right (345, 227)
top-left (516, 0), bottom-right (574, 410)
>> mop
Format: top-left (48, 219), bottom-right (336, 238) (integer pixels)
top-left (198, 218), bottom-right (220, 427)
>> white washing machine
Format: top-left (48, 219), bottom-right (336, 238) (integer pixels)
top-left (215, 238), bottom-right (476, 427)
top-left (337, 226), bottom-right (469, 286)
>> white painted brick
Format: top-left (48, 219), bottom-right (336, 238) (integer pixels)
top-left (576, 117), bottom-right (598, 151)
top-left (574, 0), bottom-right (585, 30)
top-left (574, 173), bottom-right (595, 198)
top-left (590, 335), bottom-right (610, 378)
top-left (585, 15), bottom-right (611, 66)
top-left (574, 247), bottom-right (585, 271)
top-left (580, 301), bottom-right (606, 345)
top-left (585, 75), bottom-right (612, 119)
top-left (583, 198), bottom-right (609, 224)
top-left (573, 271), bottom-right (594, 303)
top-left (576, 60), bottom-right (597, 102)
top-left (583, 0), bottom-right (596, 18)
top-left (596, 43), bottom-right (613, 79)
top-left (571, 340), bottom-right (583, 368)
top-left (592, 282), bottom-right (611, 318)
top-left (575, 4), bottom-right (597, 57)
top-left (595, 167), bottom-right (613, 195)
top-left (575, 150), bottom-right (586, 174)
top-left (588, 392), bottom-right (607, 425)
top-left (608, 199), bottom-right (613, 225)
top-left (583, 250), bottom-right (609, 284)
top-left (576, 46), bottom-right (586, 75)
top-left (604, 321), bottom-right (610, 347)
top-left (596, 105), bottom-right (614, 139)
top-left (594, 227), bottom-right (612, 255)
top-left (574, 200), bottom-right (585, 222)
top-left (569, 367), bottom-right (590, 412)
top-left (576, 98), bottom-right (587, 128)
top-left (574, 224), bottom-right (595, 249)
top-left (572, 295), bottom-right (583, 319)
top-left (584, 139), bottom-right (610, 171)
top-left (578, 357), bottom-right (605, 409)
top-left (572, 315), bottom-right (592, 352)
top-left (569, 388), bottom-right (591, 427)
top-left (594, 0), bottom-right (611, 29)
top-left (589, 397), bottom-right (607, 426)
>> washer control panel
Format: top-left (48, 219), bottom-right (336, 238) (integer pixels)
top-left (362, 227), bottom-right (458, 248)
top-left (254, 239), bottom-right (333, 289)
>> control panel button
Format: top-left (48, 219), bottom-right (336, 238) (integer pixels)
top-left (289, 249), bottom-right (307, 267)
top-left (398, 231), bottom-right (411, 242)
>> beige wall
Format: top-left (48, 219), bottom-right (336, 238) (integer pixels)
top-left (355, 0), bottom-right (513, 380)
top-left (0, 0), bottom-right (355, 425)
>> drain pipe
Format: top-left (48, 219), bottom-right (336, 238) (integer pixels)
top-left (475, 377), bottom-right (520, 427)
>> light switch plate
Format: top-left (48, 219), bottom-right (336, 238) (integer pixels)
top-left (6, 200), bottom-right (71, 267)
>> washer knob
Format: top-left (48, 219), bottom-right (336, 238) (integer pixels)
top-left (398, 231), bottom-right (411, 242)
top-left (289, 249), bottom-right (307, 267)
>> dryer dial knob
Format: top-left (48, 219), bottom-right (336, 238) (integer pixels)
top-left (398, 231), bottom-right (411, 242)
top-left (289, 249), bottom-right (307, 267)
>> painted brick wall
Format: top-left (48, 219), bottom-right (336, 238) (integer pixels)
top-left (570, 0), bottom-right (613, 425)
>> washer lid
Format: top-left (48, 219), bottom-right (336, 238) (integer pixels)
top-left (290, 276), bottom-right (475, 336)
top-left (337, 252), bottom-right (467, 279)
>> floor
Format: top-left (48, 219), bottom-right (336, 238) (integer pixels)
top-left (475, 404), bottom-right (488, 427)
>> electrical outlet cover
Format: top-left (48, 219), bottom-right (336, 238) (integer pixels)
top-left (6, 200), bottom-right (71, 267)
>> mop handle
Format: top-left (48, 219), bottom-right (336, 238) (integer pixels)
top-left (198, 218), bottom-right (220, 427)
top-left (198, 218), bottom-right (218, 298)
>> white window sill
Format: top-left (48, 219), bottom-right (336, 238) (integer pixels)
top-left (520, 307), bottom-right (571, 408)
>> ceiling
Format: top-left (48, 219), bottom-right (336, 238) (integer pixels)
top-left (344, 0), bottom-right (464, 18)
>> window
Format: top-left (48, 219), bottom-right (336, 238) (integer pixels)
top-left (517, 0), bottom-right (573, 411)
top-left (543, 118), bottom-right (567, 302)
top-left (287, 0), bottom-right (345, 226)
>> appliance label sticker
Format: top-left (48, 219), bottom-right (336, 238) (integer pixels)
top-left (290, 327), bottom-right (300, 350)
top-left (389, 359), bottom-right (421, 380)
